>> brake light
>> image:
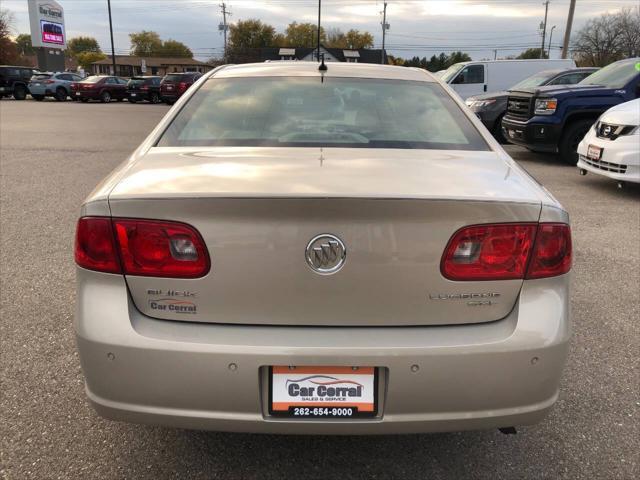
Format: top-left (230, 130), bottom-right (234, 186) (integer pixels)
top-left (178, 81), bottom-right (188, 92)
top-left (75, 217), bottom-right (210, 278)
top-left (44, 79), bottom-right (55, 84)
top-left (441, 223), bottom-right (571, 281)
top-left (141, 85), bottom-right (149, 90)
top-left (75, 218), bottom-right (121, 274)
top-left (526, 223), bottom-right (572, 279)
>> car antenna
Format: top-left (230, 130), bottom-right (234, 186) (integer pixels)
top-left (319, 54), bottom-right (327, 72)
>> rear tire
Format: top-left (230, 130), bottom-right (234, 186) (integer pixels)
top-left (100, 91), bottom-right (111, 103)
top-left (128, 97), bottom-right (137, 103)
top-left (559, 119), bottom-right (594, 165)
top-left (13, 84), bottom-right (27, 100)
top-left (80, 97), bottom-right (89, 103)
top-left (32, 94), bottom-right (45, 101)
top-left (149, 92), bottom-right (160, 104)
top-left (55, 87), bottom-right (67, 102)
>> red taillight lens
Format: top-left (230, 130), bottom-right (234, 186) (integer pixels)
top-left (44, 79), bottom-right (55, 84)
top-left (441, 224), bottom-right (537, 281)
top-left (75, 217), bottom-right (210, 278)
top-left (442, 222), bottom-right (572, 281)
top-left (178, 81), bottom-right (187, 91)
top-left (141, 85), bottom-right (149, 90)
top-left (75, 217), bottom-right (121, 274)
top-left (113, 219), bottom-right (210, 278)
top-left (526, 223), bottom-right (572, 279)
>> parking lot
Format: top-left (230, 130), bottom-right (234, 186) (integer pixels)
top-left (1, 99), bottom-right (638, 479)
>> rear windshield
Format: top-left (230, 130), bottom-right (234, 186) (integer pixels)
top-left (164, 74), bottom-right (184, 82)
top-left (158, 77), bottom-right (489, 150)
top-left (128, 78), bottom-right (147, 86)
top-left (82, 76), bottom-right (103, 83)
top-left (579, 60), bottom-right (638, 88)
top-left (511, 71), bottom-right (558, 90)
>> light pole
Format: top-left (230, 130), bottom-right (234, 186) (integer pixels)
top-left (107, 0), bottom-right (116, 75)
top-left (548, 25), bottom-right (556, 58)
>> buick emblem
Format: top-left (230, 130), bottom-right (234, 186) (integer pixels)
top-left (603, 125), bottom-right (612, 136)
top-left (305, 234), bottom-right (346, 275)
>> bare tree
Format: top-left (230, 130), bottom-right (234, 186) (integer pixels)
top-left (572, 7), bottom-right (640, 66)
top-left (616, 7), bottom-right (640, 57)
top-left (0, 8), bottom-right (20, 64)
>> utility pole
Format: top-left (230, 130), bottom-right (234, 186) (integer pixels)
top-left (381, 2), bottom-right (388, 64)
top-left (107, 0), bottom-right (116, 75)
top-left (316, 0), bottom-right (321, 61)
top-left (540, 1), bottom-right (550, 59)
top-left (561, 0), bottom-right (576, 59)
top-left (219, 3), bottom-right (230, 63)
top-left (548, 25), bottom-right (556, 58)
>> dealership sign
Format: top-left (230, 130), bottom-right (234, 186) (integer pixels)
top-left (28, 0), bottom-right (66, 49)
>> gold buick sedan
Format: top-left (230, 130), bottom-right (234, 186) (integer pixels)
top-left (74, 61), bottom-right (572, 434)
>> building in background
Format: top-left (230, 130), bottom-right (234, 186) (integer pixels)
top-left (91, 55), bottom-right (213, 77)
top-left (228, 45), bottom-right (388, 65)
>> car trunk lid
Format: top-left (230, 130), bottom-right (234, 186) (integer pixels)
top-left (109, 147), bottom-right (544, 326)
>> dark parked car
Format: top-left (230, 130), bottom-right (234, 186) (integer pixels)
top-left (28, 72), bottom-right (84, 101)
top-left (127, 76), bottom-right (162, 103)
top-left (0, 66), bottom-right (38, 100)
top-left (502, 57), bottom-right (640, 164)
top-left (465, 67), bottom-right (598, 142)
top-left (72, 76), bottom-right (128, 103)
top-left (160, 72), bottom-right (202, 104)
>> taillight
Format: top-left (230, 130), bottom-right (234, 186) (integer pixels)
top-left (44, 79), bottom-right (55, 84)
top-left (178, 81), bottom-right (187, 91)
top-left (75, 218), bottom-right (121, 274)
top-left (141, 85), bottom-right (149, 90)
top-left (441, 223), bottom-right (571, 281)
top-left (526, 223), bottom-right (572, 279)
top-left (75, 217), bottom-right (210, 278)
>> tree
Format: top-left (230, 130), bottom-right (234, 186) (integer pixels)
top-left (160, 39), bottom-right (192, 58)
top-left (67, 36), bottom-right (101, 57)
top-left (229, 19), bottom-right (276, 49)
top-left (15, 33), bottom-right (34, 56)
top-left (284, 22), bottom-right (325, 48)
top-left (76, 51), bottom-right (106, 71)
top-left (572, 7), bottom-right (640, 66)
top-left (325, 28), bottom-right (373, 49)
top-left (447, 51), bottom-right (472, 65)
top-left (129, 30), bottom-right (163, 56)
top-left (517, 48), bottom-right (548, 59)
top-left (344, 29), bottom-right (374, 49)
top-left (0, 8), bottom-right (19, 64)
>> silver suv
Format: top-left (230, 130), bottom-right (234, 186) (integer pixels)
top-left (28, 72), bottom-right (83, 102)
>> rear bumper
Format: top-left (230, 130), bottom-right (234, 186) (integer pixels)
top-left (502, 117), bottom-right (562, 152)
top-left (127, 91), bottom-right (149, 101)
top-left (76, 269), bottom-right (571, 434)
top-left (160, 91), bottom-right (180, 101)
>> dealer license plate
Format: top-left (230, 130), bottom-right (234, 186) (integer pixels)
top-left (587, 144), bottom-right (602, 160)
top-left (130, 93), bottom-right (137, 97)
top-left (269, 366), bottom-right (377, 418)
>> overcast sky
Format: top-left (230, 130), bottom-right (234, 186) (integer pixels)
top-left (4, 0), bottom-right (637, 61)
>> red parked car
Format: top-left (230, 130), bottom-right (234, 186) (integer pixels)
top-left (71, 76), bottom-right (128, 103)
top-left (159, 72), bottom-right (202, 105)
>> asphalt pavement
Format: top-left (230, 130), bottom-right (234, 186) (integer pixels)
top-left (1, 100), bottom-right (638, 480)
